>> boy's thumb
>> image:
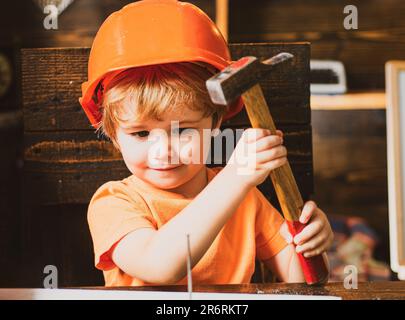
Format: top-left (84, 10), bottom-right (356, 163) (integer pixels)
top-left (279, 222), bottom-right (293, 244)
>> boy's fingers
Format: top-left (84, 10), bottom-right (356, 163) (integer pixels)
top-left (254, 135), bottom-right (283, 153)
top-left (256, 146), bottom-right (287, 164)
top-left (243, 128), bottom-right (271, 143)
top-left (244, 129), bottom-right (282, 145)
top-left (293, 220), bottom-right (323, 245)
top-left (300, 233), bottom-right (334, 257)
top-left (279, 222), bottom-right (293, 244)
top-left (259, 156), bottom-right (287, 171)
top-left (302, 248), bottom-right (324, 258)
top-left (299, 201), bottom-right (317, 224)
top-left (295, 230), bottom-right (328, 254)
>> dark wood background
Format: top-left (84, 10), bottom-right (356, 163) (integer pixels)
top-left (230, 0), bottom-right (405, 91)
top-left (0, 0), bottom-right (402, 286)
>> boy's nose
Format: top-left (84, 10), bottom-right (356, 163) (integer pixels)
top-left (148, 133), bottom-right (180, 165)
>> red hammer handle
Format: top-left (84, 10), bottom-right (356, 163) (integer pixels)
top-left (242, 84), bottom-right (329, 285)
top-left (286, 221), bottom-right (329, 285)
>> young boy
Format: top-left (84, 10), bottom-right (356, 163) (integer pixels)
top-left (79, 0), bottom-right (334, 287)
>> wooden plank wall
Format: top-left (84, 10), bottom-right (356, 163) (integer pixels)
top-left (0, 113), bottom-right (23, 287)
top-left (0, 1), bottom-right (214, 47)
top-left (0, 44), bottom-right (24, 287)
top-left (312, 110), bottom-right (389, 263)
top-left (229, 0), bottom-right (405, 90)
top-left (19, 43), bottom-right (312, 286)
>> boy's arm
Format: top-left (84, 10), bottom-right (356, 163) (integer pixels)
top-left (262, 242), bottom-right (330, 283)
top-left (111, 167), bottom-right (250, 284)
top-left (262, 244), bottom-right (306, 283)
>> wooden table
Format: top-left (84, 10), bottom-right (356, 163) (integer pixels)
top-left (88, 281), bottom-right (405, 300)
top-left (1, 281), bottom-right (404, 300)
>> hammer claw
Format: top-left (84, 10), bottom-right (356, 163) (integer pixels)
top-left (262, 52), bottom-right (294, 66)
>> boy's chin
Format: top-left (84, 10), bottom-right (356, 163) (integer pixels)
top-left (146, 164), bottom-right (206, 190)
top-left (144, 166), bottom-right (188, 188)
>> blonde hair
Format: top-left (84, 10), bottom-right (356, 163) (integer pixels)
top-left (96, 62), bottom-right (228, 149)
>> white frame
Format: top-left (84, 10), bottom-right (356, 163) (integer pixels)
top-left (386, 60), bottom-right (405, 280)
top-left (310, 60), bottom-right (347, 94)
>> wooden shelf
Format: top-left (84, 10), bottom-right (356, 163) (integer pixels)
top-left (311, 91), bottom-right (386, 110)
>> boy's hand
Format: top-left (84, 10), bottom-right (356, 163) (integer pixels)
top-left (279, 201), bottom-right (334, 258)
top-left (224, 128), bottom-right (286, 188)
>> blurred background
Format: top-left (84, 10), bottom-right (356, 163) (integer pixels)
top-left (0, 0), bottom-right (403, 287)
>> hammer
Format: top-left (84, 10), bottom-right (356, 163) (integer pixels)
top-left (206, 53), bottom-right (329, 286)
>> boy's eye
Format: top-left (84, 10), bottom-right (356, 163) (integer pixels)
top-left (131, 130), bottom-right (150, 138)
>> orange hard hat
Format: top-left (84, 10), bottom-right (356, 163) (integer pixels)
top-left (79, 0), bottom-right (244, 129)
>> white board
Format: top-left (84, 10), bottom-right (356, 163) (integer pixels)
top-left (386, 61), bottom-right (405, 280)
top-left (0, 288), bottom-right (341, 300)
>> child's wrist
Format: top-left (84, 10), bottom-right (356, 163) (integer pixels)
top-left (221, 164), bottom-right (255, 191)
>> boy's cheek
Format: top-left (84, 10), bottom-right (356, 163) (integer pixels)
top-left (120, 143), bottom-right (150, 169)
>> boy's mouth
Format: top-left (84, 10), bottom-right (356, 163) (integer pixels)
top-left (151, 165), bottom-right (182, 171)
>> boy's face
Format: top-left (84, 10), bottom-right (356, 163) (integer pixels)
top-left (115, 108), bottom-right (221, 190)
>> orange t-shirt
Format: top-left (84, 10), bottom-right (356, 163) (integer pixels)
top-left (87, 166), bottom-right (288, 286)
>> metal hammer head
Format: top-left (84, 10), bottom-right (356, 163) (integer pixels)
top-left (206, 52), bottom-right (294, 106)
